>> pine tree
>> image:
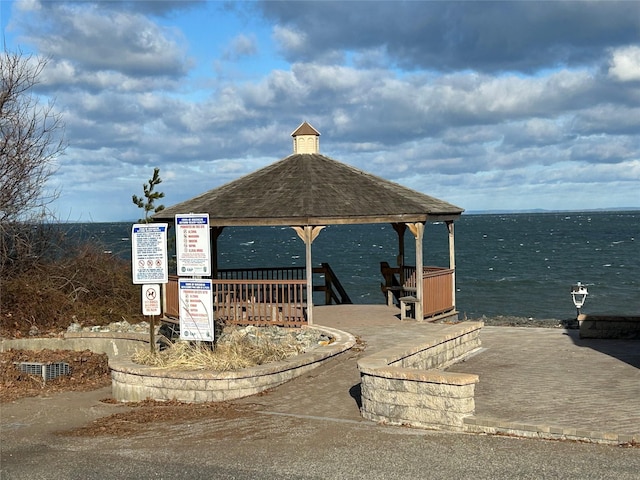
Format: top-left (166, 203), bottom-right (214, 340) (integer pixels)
top-left (132, 167), bottom-right (165, 223)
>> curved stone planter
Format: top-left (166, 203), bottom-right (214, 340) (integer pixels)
top-left (110, 326), bottom-right (355, 403)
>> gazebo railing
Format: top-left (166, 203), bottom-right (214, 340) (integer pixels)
top-left (213, 279), bottom-right (307, 326)
top-left (163, 264), bottom-right (351, 327)
top-left (164, 275), bottom-right (307, 327)
top-left (421, 267), bottom-right (455, 318)
top-left (217, 266), bottom-right (306, 281)
top-left (380, 262), bottom-right (455, 319)
top-left (218, 265), bottom-right (351, 305)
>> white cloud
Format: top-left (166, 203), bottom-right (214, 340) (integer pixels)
top-left (18, 1), bottom-right (191, 77)
top-left (272, 25), bottom-right (307, 56)
top-left (608, 45), bottom-right (640, 82)
top-left (41, 59), bottom-right (181, 93)
top-left (5, 1), bottom-right (639, 221)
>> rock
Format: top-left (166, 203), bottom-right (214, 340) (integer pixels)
top-left (61, 320), bottom-right (333, 354)
top-left (67, 323), bottom-right (82, 333)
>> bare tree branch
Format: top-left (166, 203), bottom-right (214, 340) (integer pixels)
top-left (1, 49), bottom-right (67, 272)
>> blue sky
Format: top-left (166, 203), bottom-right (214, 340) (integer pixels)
top-left (2, 0), bottom-right (639, 222)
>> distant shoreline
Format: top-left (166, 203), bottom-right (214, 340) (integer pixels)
top-left (464, 207), bottom-right (640, 215)
top-left (51, 208), bottom-right (640, 224)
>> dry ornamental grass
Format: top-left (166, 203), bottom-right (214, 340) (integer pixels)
top-left (133, 326), bottom-right (330, 371)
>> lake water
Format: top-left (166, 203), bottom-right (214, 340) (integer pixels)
top-left (66, 210), bottom-right (639, 321)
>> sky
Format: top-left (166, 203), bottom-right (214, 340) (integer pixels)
top-left (2, 0), bottom-right (639, 222)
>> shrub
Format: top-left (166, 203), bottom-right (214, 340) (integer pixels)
top-left (1, 242), bottom-right (143, 337)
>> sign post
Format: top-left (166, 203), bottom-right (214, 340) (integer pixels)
top-left (132, 224), bottom-right (169, 352)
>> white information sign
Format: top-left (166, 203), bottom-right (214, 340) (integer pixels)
top-left (142, 284), bottom-right (161, 316)
top-left (178, 279), bottom-right (214, 341)
top-left (131, 223), bottom-right (169, 284)
top-left (175, 214), bottom-right (211, 276)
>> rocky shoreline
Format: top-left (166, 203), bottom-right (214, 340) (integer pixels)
top-left (463, 315), bottom-right (579, 329)
top-left (64, 315), bottom-right (579, 339)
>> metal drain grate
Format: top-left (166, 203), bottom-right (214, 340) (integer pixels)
top-left (17, 362), bottom-right (71, 382)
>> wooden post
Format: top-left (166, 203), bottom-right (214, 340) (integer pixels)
top-left (292, 225), bottom-right (325, 325)
top-left (149, 314), bottom-right (155, 353)
top-left (392, 223), bottom-right (407, 285)
top-left (447, 221), bottom-right (456, 311)
top-left (407, 222), bottom-right (425, 321)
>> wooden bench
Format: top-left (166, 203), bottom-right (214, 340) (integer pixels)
top-left (399, 295), bottom-right (418, 321)
top-left (383, 284), bottom-right (417, 307)
top-left (383, 285), bottom-right (403, 306)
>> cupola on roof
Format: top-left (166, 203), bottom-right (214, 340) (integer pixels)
top-left (291, 121), bottom-right (320, 154)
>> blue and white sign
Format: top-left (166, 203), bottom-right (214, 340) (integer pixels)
top-left (178, 279), bottom-right (214, 341)
top-left (131, 223), bottom-right (168, 284)
top-left (175, 214), bottom-right (211, 276)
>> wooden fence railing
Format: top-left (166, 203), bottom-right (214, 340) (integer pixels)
top-left (217, 266), bottom-right (306, 281)
top-left (422, 268), bottom-right (454, 318)
top-left (213, 279), bottom-right (307, 326)
top-left (380, 262), bottom-right (455, 319)
top-left (164, 276), bottom-right (307, 327)
top-left (163, 264), bottom-right (351, 328)
top-left (217, 265), bottom-right (351, 305)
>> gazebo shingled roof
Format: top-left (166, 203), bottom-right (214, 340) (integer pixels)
top-left (153, 153), bottom-right (464, 226)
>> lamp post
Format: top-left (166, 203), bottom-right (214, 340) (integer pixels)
top-left (570, 282), bottom-right (588, 318)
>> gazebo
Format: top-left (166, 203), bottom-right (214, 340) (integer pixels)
top-left (154, 122), bottom-right (464, 324)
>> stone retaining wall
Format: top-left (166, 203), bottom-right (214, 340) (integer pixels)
top-left (357, 322), bottom-right (482, 431)
top-left (578, 314), bottom-right (640, 339)
top-left (2, 326), bottom-right (355, 404)
top-left (110, 326), bottom-right (355, 403)
top-left (1, 333), bottom-right (149, 359)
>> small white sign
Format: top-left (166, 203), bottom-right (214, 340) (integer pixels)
top-left (142, 284), bottom-right (161, 316)
top-left (175, 214), bottom-right (211, 276)
top-left (179, 279), bottom-right (214, 341)
top-left (131, 223), bottom-right (169, 284)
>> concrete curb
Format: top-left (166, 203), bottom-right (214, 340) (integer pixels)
top-left (464, 416), bottom-right (639, 446)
